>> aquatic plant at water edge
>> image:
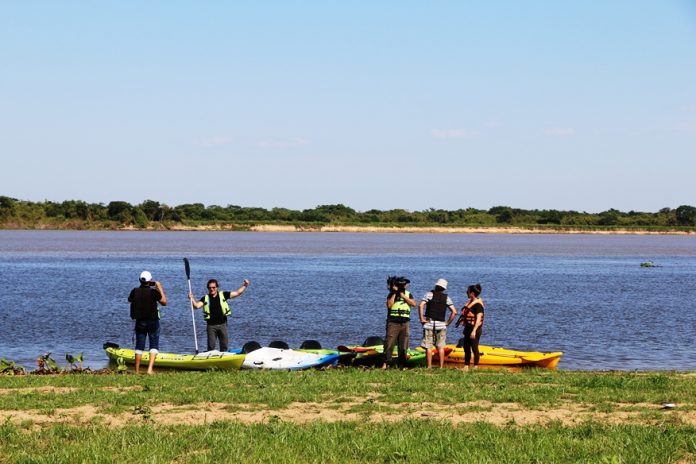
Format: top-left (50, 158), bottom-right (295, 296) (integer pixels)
top-left (65, 353), bottom-right (84, 372)
top-left (36, 353), bottom-right (61, 374)
top-left (0, 358), bottom-right (26, 375)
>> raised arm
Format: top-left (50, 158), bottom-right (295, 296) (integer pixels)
top-left (387, 290), bottom-right (397, 309)
top-left (402, 291), bottom-right (416, 307)
top-left (229, 279), bottom-right (250, 298)
top-left (155, 281), bottom-right (167, 306)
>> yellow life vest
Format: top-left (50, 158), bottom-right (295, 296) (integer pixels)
top-left (203, 293), bottom-right (231, 320)
top-left (388, 291), bottom-right (412, 319)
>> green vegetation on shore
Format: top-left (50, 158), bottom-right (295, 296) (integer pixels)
top-left (1, 369), bottom-right (694, 463)
top-left (2, 196), bottom-right (696, 232)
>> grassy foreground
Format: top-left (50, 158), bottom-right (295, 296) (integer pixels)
top-left (1, 368), bottom-right (695, 463)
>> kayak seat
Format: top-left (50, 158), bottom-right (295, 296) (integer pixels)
top-left (103, 342), bottom-right (120, 349)
top-left (269, 340), bottom-right (289, 350)
top-left (299, 340), bottom-right (322, 350)
top-left (362, 336), bottom-right (384, 347)
top-left (242, 341), bottom-right (262, 354)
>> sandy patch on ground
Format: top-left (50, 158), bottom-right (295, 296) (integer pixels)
top-left (1, 400), bottom-right (693, 429)
top-left (0, 405), bottom-right (124, 428)
top-left (99, 385), bottom-right (143, 393)
top-left (0, 386), bottom-right (78, 395)
top-left (0, 385), bottom-right (146, 395)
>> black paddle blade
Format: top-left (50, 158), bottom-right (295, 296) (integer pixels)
top-left (184, 258), bottom-right (191, 279)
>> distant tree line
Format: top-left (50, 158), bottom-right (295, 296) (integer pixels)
top-left (1, 196), bottom-right (696, 230)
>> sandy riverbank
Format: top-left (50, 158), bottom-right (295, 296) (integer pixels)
top-left (5, 223), bottom-right (693, 234)
top-left (166, 224), bottom-right (695, 235)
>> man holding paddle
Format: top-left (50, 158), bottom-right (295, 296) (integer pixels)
top-left (188, 278), bottom-right (250, 352)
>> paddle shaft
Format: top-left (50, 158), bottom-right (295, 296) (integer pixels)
top-left (184, 258), bottom-right (199, 353)
top-left (469, 349), bottom-right (544, 362)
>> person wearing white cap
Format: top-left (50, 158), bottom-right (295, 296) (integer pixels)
top-left (418, 278), bottom-right (458, 368)
top-left (128, 270), bottom-right (168, 374)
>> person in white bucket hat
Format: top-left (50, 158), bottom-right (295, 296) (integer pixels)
top-left (128, 270), bottom-right (168, 374)
top-left (418, 278), bottom-right (458, 368)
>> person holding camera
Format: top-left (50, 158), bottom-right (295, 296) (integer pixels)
top-left (419, 278), bottom-right (458, 368)
top-left (128, 270), bottom-right (168, 375)
top-left (188, 278), bottom-right (250, 352)
top-left (382, 276), bottom-right (416, 369)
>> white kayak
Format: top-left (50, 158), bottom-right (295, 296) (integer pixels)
top-left (241, 346), bottom-right (339, 370)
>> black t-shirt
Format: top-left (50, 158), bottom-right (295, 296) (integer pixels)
top-left (199, 292), bottom-right (233, 325)
top-left (128, 285), bottom-right (162, 320)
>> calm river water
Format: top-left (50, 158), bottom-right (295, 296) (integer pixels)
top-left (1, 230), bottom-right (695, 371)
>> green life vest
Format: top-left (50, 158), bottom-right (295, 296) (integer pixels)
top-left (388, 290), bottom-right (412, 319)
top-left (203, 293), bottom-right (231, 321)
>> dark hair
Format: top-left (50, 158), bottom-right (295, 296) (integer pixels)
top-left (467, 283), bottom-right (482, 296)
top-left (207, 279), bottom-right (219, 287)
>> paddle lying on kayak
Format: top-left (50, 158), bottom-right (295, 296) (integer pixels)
top-left (337, 337), bottom-right (447, 367)
top-left (337, 345), bottom-right (377, 353)
top-left (336, 335), bottom-right (385, 353)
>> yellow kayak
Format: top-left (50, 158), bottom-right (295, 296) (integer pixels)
top-left (103, 342), bottom-right (245, 371)
top-left (439, 343), bottom-right (563, 368)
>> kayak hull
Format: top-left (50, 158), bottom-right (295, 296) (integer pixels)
top-left (240, 347), bottom-right (339, 370)
top-left (439, 344), bottom-right (563, 368)
top-left (104, 343), bottom-right (245, 371)
top-left (297, 348), bottom-right (355, 365)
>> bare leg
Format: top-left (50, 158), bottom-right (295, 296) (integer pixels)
top-left (147, 351), bottom-right (156, 375)
top-left (134, 353), bottom-right (142, 374)
top-left (438, 347), bottom-right (445, 368)
top-left (426, 349), bottom-right (433, 368)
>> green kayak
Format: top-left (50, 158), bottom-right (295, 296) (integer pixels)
top-left (337, 336), bottom-right (428, 367)
top-left (103, 342), bottom-right (245, 371)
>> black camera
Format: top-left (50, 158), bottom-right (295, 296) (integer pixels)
top-left (387, 275), bottom-right (410, 293)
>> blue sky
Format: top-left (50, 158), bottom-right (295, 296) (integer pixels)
top-left (1, 2), bottom-right (694, 213)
